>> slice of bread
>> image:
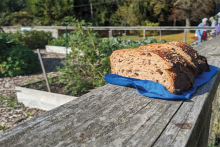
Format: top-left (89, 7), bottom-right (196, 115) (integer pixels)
top-left (110, 48), bottom-right (194, 94)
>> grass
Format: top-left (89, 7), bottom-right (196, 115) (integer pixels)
top-left (0, 125), bottom-right (10, 131)
top-left (0, 94), bottom-right (23, 108)
top-left (120, 32), bottom-right (197, 45)
top-left (26, 112), bottom-right (33, 117)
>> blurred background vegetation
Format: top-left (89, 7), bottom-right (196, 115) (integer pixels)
top-left (0, 0), bottom-right (217, 27)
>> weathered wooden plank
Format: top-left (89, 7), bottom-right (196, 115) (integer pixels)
top-left (152, 38), bottom-right (220, 147)
top-left (0, 84), bottom-right (184, 147)
top-left (195, 36), bottom-right (220, 55)
top-left (153, 66), bottom-right (220, 147)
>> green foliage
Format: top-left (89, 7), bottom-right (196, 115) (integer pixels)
top-left (0, 33), bottom-right (40, 77)
top-left (0, 0), bottom-right (26, 13)
top-left (39, 81), bottom-right (46, 88)
top-left (49, 33), bottom-right (69, 46)
top-left (110, 2), bottom-right (139, 26)
top-left (149, 0), bottom-right (171, 22)
top-left (8, 30), bottom-right (54, 49)
top-left (26, 0), bottom-right (75, 25)
top-left (141, 20), bottom-right (160, 27)
top-left (1, 0), bottom-right (212, 27)
top-left (0, 33), bottom-right (20, 51)
top-left (57, 20), bottom-right (160, 96)
top-left (25, 78), bottom-right (36, 85)
top-left (139, 20), bottom-right (160, 36)
top-left (89, 0), bottom-right (118, 25)
top-left (0, 11), bottom-right (35, 26)
top-left (0, 94), bottom-right (23, 108)
top-left (0, 125), bottom-right (10, 131)
top-left (208, 138), bottom-right (217, 147)
top-left (26, 112), bottom-right (33, 116)
top-left (48, 76), bottom-right (57, 84)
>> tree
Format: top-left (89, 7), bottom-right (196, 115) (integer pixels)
top-left (0, 0), bottom-right (26, 13)
top-left (26, 0), bottom-right (75, 25)
top-left (170, 0), bottom-right (215, 27)
top-left (88, 0), bottom-right (118, 26)
top-left (149, 0), bottom-right (172, 23)
top-left (111, 3), bottom-right (138, 26)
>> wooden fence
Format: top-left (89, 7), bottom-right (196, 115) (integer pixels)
top-left (2, 26), bottom-right (216, 42)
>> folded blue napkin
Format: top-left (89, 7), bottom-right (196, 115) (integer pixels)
top-left (103, 65), bottom-right (217, 100)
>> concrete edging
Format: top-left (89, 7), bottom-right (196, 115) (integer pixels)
top-left (45, 45), bottom-right (71, 54)
top-left (15, 86), bottom-right (78, 111)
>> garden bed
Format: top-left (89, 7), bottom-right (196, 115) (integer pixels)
top-left (0, 49), bottom-right (65, 133)
top-left (21, 77), bottom-right (93, 97)
top-left (15, 77), bottom-right (96, 110)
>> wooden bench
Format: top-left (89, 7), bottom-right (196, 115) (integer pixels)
top-left (0, 37), bottom-right (220, 147)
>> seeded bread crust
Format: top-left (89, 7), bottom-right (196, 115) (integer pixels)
top-left (138, 43), bottom-right (197, 76)
top-left (166, 41), bottom-right (210, 74)
top-left (110, 49), bottom-right (195, 94)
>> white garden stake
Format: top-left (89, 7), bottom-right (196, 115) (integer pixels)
top-left (37, 49), bottom-right (51, 92)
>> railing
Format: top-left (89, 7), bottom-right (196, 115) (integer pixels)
top-left (2, 26), bottom-right (216, 42)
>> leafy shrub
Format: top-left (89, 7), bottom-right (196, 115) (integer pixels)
top-left (0, 11), bottom-right (35, 26)
top-left (0, 33), bottom-right (40, 77)
top-left (57, 20), bottom-right (161, 96)
top-left (138, 20), bottom-right (160, 36)
top-left (49, 33), bottom-right (69, 46)
top-left (8, 30), bottom-right (54, 49)
top-left (0, 33), bottom-right (20, 51)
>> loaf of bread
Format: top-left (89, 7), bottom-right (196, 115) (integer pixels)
top-left (110, 41), bottom-right (209, 94)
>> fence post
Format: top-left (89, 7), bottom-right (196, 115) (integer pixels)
top-left (160, 27), bottom-right (162, 42)
top-left (183, 29), bottom-right (187, 42)
top-left (125, 30), bottom-right (127, 38)
top-left (143, 30), bottom-right (146, 40)
top-left (109, 29), bottom-right (112, 39)
top-left (65, 26), bottom-right (68, 59)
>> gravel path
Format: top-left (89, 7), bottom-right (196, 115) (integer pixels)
top-left (0, 49), bottom-right (66, 133)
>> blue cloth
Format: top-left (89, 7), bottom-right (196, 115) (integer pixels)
top-left (196, 22), bottom-right (210, 39)
top-left (103, 65), bottom-right (217, 100)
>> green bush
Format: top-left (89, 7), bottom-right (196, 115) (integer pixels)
top-left (0, 33), bottom-right (40, 77)
top-left (8, 30), bottom-right (54, 49)
top-left (0, 11), bottom-right (35, 26)
top-left (0, 33), bottom-right (20, 51)
top-left (57, 20), bottom-right (161, 96)
top-left (139, 20), bottom-right (159, 36)
top-left (49, 33), bottom-right (69, 46)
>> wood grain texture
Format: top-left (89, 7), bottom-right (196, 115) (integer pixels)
top-left (0, 85), bottom-right (184, 147)
top-left (0, 36), bottom-right (220, 147)
top-left (153, 36), bottom-right (220, 147)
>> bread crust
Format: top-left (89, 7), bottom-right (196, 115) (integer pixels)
top-left (110, 41), bottom-right (209, 94)
top-left (139, 43), bottom-right (198, 76)
top-left (110, 48), bottom-right (195, 94)
top-left (166, 41), bottom-right (210, 74)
